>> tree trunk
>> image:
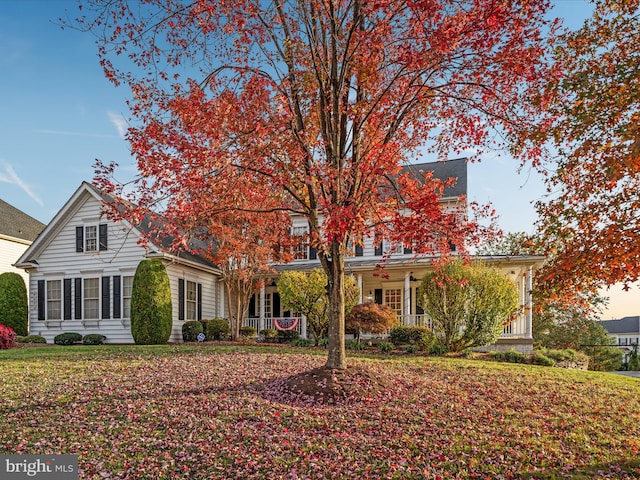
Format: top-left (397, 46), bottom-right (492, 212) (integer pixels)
top-left (325, 245), bottom-right (346, 370)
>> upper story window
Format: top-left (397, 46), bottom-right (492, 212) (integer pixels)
top-left (291, 226), bottom-right (309, 260)
top-left (76, 224), bottom-right (108, 253)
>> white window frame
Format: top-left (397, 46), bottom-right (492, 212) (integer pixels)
top-left (84, 277), bottom-right (100, 320)
top-left (186, 280), bottom-right (198, 321)
top-left (46, 279), bottom-right (62, 320)
top-left (85, 225), bottom-right (98, 252)
top-left (122, 276), bottom-right (133, 319)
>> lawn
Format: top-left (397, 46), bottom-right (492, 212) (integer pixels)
top-left (1, 345), bottom-right (639, 479)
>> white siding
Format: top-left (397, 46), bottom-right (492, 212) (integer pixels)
top-left (0, 237), bottom-right (30, 285)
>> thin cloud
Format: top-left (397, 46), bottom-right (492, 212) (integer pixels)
top-left (108, 111), bottom-right (128, 138)
top-left (0, 162), bottom-right (44, 206)
top-left (34, 129), bottom-right (119, 139)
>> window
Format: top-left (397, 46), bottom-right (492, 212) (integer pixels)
top-left (84, 278), bottom-right (100, 319)
top-left (291, 226), bottom-right (309, 260)
top-left (186, 280), bottom-right (197, 320)
top-left (123, 276), bottom-right (133, 318)
top-left (264, 293), bottom-right (272, 318)
top-left (384, 288), bottom-right (402, 317)
top-left (46, 280), bottom-right (62, 320)
top-left (85, 226), bottom-right (97, 252)
top-left (76, 224), bottom-right (108, 252)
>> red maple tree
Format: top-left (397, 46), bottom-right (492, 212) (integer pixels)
top-left (77, 0), bottom-right (558, 369)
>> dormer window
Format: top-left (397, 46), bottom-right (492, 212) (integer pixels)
top-left (76, 224), bottom-right (108, 252)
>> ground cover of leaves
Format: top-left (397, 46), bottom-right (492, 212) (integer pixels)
top-left (1, 348), bottom-right (640, 479)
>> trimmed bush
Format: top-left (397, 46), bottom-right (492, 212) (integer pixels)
top-left (0, 272), bottom-right (28, 336)
top-left (260, 328), bottom-right (278, 342)
top-left (489, 349), bottom-right (528, 364)
top-left (531, 351), bottom-right (555, 367)
top-left (0, 324), bottom-right (17, 349)
top-left (182, 321), bottom-right (204, 342)
top-left (54, 332), bottom-right (83, 346)
top-left (130, 259), bottom-right (173, 345)
top-left (277, 329), bottom-right (300, 343)
top-left (16, 335), bottom-right (47, 344)
top-left (239, 326), bottom-right (257, 340)
top-left (206, 318), bottom-right (230, 341)
top-left (388, 326), bottom-right (435, 351)
top-left (83, 334), bottom-right (107, 345)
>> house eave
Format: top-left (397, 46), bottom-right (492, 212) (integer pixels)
top-left (146, 251), bottom-right (222, 276)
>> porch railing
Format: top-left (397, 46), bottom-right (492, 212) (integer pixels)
top-left (400, 314), bottom-right (529, 339)
top-left (243, 317), bottom-right (304, 336)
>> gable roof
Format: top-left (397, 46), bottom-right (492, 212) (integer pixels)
top-left (15, 182), bottom-right (219, 273)
top-left (402, 158), bottom-right (467, 198)
top-left (0, 199), bottom-right (45, 242)
top-left (600, 316), bottom-right (640, 335)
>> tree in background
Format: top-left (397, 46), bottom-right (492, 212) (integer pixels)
top-left (530, 0), bottom-right (640, 304)
top-left (130, 259), bottom-right (173, 344)
top-left (345, 303), bottom-right (397, 339)
top-left (418, 259), bottom-right (519, 352)
top-left (79, 0), bottom-right (559, 369)
top-left (277, 269), bottom-right (359, 345)
top-left (0, 272), bottom-right (28, 336)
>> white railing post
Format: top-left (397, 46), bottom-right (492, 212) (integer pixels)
top-left (301, 315), bottom-right (307, 339)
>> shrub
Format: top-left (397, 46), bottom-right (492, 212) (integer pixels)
top-left (239, 326), bottom-right (257, 340)
top-left (54, 332), bottom-right (83, 346)
top-left (182, 321), bottom-right (204, 342)
top-left (0, 272), bottom-right (29, 336)
top-left (531, 351), bottom-right (555, 367)
top-left (489, 349), bottom-right (527, 364)
top-left (292, 338), bottom-right (314, 347)
top-left (277, 329), bottom-right (300, 343)
top-left (347, 339), bottom-right (365, 350)
top-left (130, 259), bottom-right (173, 345)
top-left (259, 328), bottom-right (278, 342)
top-left (206, 318), bottom-right (230, 341)
top-left (378, 341), bottom-right (394, 353)
top-left (389, 326), bottom-right (435, 351)
top-left (405, 344), bottom-right (417, 354)
top-left (345, 303), bottom-right (398, 337)
top-left (430, 342), bottom-right (448, 355)
top-left (16, 335), bottom-right (46, 344)
top-left (317, 337), bottom-right (329, 348)
top-left (0, 324), bottom-right (17, 349)
top-left (83, 334), bottom-right (107, 345)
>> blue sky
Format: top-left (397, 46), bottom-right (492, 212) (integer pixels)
top-left (0, 0), bottom-right (636, 318)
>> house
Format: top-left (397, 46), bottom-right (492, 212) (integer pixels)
top-left (16, 160), bottom-right (543, 351)
top-left (14, 182), bottom-right (225, 343)
top-left (600, 316), bottom-right (640, 360)
top-left (0, 199), bottom-right (45, 287)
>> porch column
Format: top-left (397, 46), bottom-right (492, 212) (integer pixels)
top-left (404, 272), bottom-right (411, 326)
top-left (259, 283), bottom-right (266, 333)
top-left (525, 266), bottom-right (533, 339)
top-left (357, 273), bottom-right (363, 304)
top-left (301, 314), bottom-right (307, 339)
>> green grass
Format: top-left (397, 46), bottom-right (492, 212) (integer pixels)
top-left (1, 345), bottom-right (640, 479)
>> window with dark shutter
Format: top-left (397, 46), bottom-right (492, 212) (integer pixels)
top-left (101, 276), bottom-right (110, 319)
top-left (74, 278), bottom-right (82, 319)
top-left (113, 275), bottom-right (121, 319)
top-left (178, 278), bottom-right (185, 321)
top-left (355, 244), bottom-right (364, 256)
top-left (37, 280), bottom-right (45, 320)
top-left (404, 245), bottom-right (413, 254)
top-left (374, 239), bottom-right (383, 256)
top-left (309, 246), bottom-right (317, 260)
top-left (63, 279), bottom-right (72, 320)
top-left (273, 292), bottom-right (281, 318)
top-left (374, 289), bottom-right (383, 305)
top-left (99, 224), bottom-right (108, 251)
top-left (76, 226), bottom-right (84, 252)
top-left (197, 283), bottom-right (203, 321)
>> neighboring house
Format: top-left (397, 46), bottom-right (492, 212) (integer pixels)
top-left (16, 160), bottom-right (543, 351)
top-left (600, 316), bottom-right (640, 360)
top-left (14, 182), bottom-right (225, 344)
top-left (0, 198), bottom-right (45, 289)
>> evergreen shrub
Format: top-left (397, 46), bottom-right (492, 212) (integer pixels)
top-left (206, 318), bottom-right (230, 340)
top-left (0, 272), bottom-right (28, 336)
top-left (54, 332), bottom-right (83, 346)
top-left (182, 321), bottom-right (204, 342)
top-left (82, 334), bottom-right (107, 345)
top-left (130, 259), bottom-right (173, 345)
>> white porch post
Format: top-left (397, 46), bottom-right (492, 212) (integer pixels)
top-left (259, 283), bottom-right (266, 333)
top-left (357, 273), bottom-right (363, 304)
top-left (301, 314), bottom-right (307, 339)
top-left (404, 272), bottom-right (411, 326)
top-left (525, 266), bottom-right (533, 339)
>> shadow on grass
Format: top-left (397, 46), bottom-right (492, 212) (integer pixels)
top-left (532, 459), bottom-right (640, 479)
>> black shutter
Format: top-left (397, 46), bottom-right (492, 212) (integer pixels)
top-left (197, 283), bottom-right (203, 321)
top-left (113, 276), bottom-right (121, 319)
top-left (273, 292), bottom-right (280, 318)
top-left (99, 224), bottom-right (108, 251)
top-left (404, 245), bottom-right (413, 254)
top-left (37, 280), bottom-right (45, 320)
top-left (75, 226), bottom-right (84, 252)
top-left (374, 288), bottom-right (383, 305)
top-left (63, 279), bottom-right (72, 320)
top-left (101, 276), bottom-right (110, 319)
top-left (309, 246), bottom-right (317, 260)
top-left (248, 294), bottom-right (256, 317)
top-left (178, 278), bottom-right (185, 320)
top-left (355, 244), bottom-right (363, 256)
top-left (74, 278), bottom-right (82, 319)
